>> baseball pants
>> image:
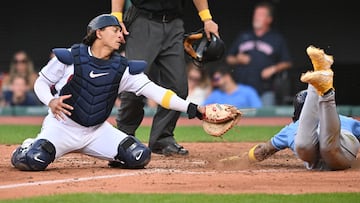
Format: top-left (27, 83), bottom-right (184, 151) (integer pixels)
top-left (295, 85), bottom-right (357, 170)
top-left (116, 14), bottom-right (188, 149)
top-left (36, 112), bottom-right (128, 160)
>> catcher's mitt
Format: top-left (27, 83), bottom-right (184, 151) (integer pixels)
top-left (202, 104), bottom-right (242, 137)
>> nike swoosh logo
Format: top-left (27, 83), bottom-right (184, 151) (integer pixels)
top-left (34, 154), bottom-right (45, 163)
top-left (135, 150), bottom-right (143, 161)
top-left (89, 71), bottom-right (109, 78)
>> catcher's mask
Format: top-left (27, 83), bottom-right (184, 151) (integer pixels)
top-left (184, 30), bottom-right (225, 67)
top-left (292, 89), bottom-right (307, 122)
top-left (87, 14), bottom-right (121, 33)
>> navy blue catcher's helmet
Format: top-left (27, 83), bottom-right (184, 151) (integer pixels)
top-left (87, 14), bottom-right (121, 33)
top-left (292, 89), bottom-right (307, 122)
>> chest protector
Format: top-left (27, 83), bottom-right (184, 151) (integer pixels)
top-left (59, 44), bottom-right (127, 127)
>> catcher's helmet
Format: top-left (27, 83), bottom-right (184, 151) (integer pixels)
top-left (87, 14), bottom-right (121, 33)
top-left (292, 89), bottom-right (307, 122)
top-left (184, 30), bottom-right (225, 66)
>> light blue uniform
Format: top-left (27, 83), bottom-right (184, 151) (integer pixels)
top-left (271, 115), bottom-right (360, 152)
top-left (271, 85), bottom-right (360, 170)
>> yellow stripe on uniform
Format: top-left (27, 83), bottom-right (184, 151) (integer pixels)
top-left (248, 144), bottom-right (259, 162)
top-left (161, 90), bottom-right (175, 109)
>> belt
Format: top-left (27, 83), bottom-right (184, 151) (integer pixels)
top-left (138, 9), bottom-right (179, 23)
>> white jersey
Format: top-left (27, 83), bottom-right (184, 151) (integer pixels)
top-left (31, 47), bottom-right (191, 161)
top-left (36, 47), bottom-right (190, 113)
top-left (39, 47), bottom-right (151, 103)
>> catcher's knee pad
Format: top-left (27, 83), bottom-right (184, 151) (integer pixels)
top-left (114, 136), bottom-right (151, 169)
top-left (11, 139), bottom-right (56, 171)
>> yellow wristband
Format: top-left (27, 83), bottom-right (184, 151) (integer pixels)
top-left (111, 12), bottom-right (123, 22)
top-left (198, 9), bottom-right (212, 21)
top-left (248, 144), bottom-right (259, 162)
top-left (161, 90), bottom-right (175, 109)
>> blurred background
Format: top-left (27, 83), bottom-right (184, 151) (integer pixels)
top-left (0, 0), bottom-right (359, 104)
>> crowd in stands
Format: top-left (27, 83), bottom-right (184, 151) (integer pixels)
top-left (0, 2), bottom-right (293, 111)
top-left (0, 47), bottom-right (289, 110)
top-left (0, 50), bottom-right (41, 107)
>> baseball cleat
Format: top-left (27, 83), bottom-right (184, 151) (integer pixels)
top-left (306, 45), bottom-right (333, 71)
top-left (248, 141), bottom-right (279, 162)
top-left (300, 69), bottom-right (334, 96)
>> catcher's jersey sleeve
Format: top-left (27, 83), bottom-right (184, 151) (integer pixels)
top-left (39, 57), bottom-right (68, 84)
top-left (119, 68), bottom-right (190, 112)
top-left (35, 56), bottom-right (74, 106)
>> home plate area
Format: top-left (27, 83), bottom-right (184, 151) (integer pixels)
top-left (1, 142), bottom-right (360, 200)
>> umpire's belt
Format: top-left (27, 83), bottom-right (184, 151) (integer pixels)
top-left (138, 9), bottom-right (179, 23)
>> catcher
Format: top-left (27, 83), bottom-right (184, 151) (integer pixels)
top-left (248, 45), bottom-right (360, 170)
top-left (10, 13), bottom-right (240, 171)
top-left (10, 14), bottom-right (207, 171)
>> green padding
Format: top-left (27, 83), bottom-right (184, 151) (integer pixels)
top-left (1, 105), bottom-right (360, 117)
top-left (336, 105), bottom-right (352, 116)
top-left (251, 106), bottom-right (294, 117)
top-left (0, 106), bottom-right (48, 116)
top-left (351, 107), bottom-right (360, 117)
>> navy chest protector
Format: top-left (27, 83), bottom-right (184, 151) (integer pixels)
top-left (56, 44), bottom-right (127, 127)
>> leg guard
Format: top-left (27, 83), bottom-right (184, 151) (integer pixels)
top-left (11, 139), bottom-right (56, 171)
top-left (111, 136), bottom-right (151, 169)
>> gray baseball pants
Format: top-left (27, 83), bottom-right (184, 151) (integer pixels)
top-left (116, 14), bottom-right (188, 149)
top-left (295, 85), bottom-right (357, 170)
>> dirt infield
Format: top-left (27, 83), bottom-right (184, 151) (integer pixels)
top-left (1, 116), bottom-right (360, 200)
top-left (1, 143), bottom-right (360, 200)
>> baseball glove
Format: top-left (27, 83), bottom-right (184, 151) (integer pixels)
top-left (202, 104), bottom-right (242, 137)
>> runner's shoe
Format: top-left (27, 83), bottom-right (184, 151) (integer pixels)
top-left (306, 45), bottom-right (333, 71)
top-left (300, 69), bottom-right (334, 96)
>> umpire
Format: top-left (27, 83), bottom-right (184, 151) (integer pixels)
top-left (111, 0), bottom-right (219, 156)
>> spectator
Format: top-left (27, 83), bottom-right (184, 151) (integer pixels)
top-left (203, 66), bottom-right (262, 108)
top-left (186, 62), bottom-right (212, 105)
top-left (2, 75), bottom-right (41, 106)
top-left (226, 1), bottom-right (292, 106)
top-left (2, 50), bottom-right (38, 92)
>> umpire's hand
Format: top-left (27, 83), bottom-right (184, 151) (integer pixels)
top-left (203, 19), bottom-right (219, 39)
top-left (119, 22), bottom-right (128, 43)
top-left (49, 94), bottom-right (74, 121)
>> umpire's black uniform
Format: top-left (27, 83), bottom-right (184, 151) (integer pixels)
top-left (117, 0), bottom-right (189, 155)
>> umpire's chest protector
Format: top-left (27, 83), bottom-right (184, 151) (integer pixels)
top-left (58, 43), bottom-right (127, 127)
